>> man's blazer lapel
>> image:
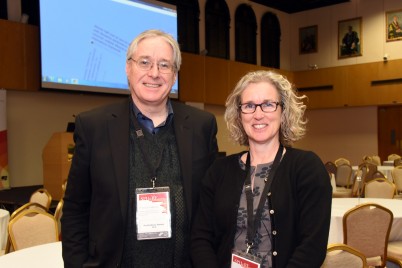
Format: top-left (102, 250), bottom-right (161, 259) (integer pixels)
top-left (107, 100), bottom-right (130, 221)
top-left (172, 103), bottom-right (194, 221)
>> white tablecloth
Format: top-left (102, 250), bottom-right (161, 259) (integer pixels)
top-left (0, 209), bottom-right (10, 251)
top-left (0, 241), bottom-right (63, 267)
top-left (329, 198), bottom-right (402, 244)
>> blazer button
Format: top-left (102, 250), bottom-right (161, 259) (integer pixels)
top-left (267, 192), bottom-right (271, 196)
top-left (272, 230), bottom-right (277, 235)
top-left (270, 209), bottom-right (275, 214)
top-left (273, 251), bottom-right (278, 256)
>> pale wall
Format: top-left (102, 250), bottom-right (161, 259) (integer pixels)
top-left (6, 90), bottom-right (124, 187)
top-left (205, 105), bottom-right (378, 166)
top-left (5, 90), bottom-right (377, 187)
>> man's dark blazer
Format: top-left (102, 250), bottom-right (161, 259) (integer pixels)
top-left (61, 98), bottom-right (218, 267)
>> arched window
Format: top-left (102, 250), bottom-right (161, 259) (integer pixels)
top-left (235, 4), bottom-right (257, 64)
top-left (205, 0), bottom-right (230, 59)
top-left (177, 0), bottom-right (200, 54)
top-left (261, 12), bottom-right (281, 68)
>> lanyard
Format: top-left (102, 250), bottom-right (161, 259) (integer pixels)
top-left (244, 144), bottom-right (284, 253)
top-left (131, 106), bottom-right (164, 188)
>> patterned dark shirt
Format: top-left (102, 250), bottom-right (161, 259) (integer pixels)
top-left (234, 156), bottom-right (273, 268)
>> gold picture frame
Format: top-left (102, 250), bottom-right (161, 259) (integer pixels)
top-left (338, 17), bottom-right (362, 58)
top-left (299, 25), bottom-right (318, 54)
top-left (386, 9), bottom-right (402, 42)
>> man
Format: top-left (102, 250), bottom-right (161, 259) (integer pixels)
top-left (341, 25), bottom-right (359, 56)
top-left (388, 15), bottom-right (402, 39)
top-left (61, 29), bottom-right (219, 267)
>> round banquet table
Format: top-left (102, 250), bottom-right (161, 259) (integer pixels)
top-left (0, 209), bottom-right (10, 251)
top-left (329, 198), bottom-right (402, 244)
top-left (0, 241), bottom-right (63, 267)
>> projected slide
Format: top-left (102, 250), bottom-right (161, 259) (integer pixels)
top-left (40, 0), bottom-right (178, 95)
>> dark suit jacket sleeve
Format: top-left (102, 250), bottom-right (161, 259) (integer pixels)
top-left (61, 114), bottom-right (92, 267)
top-left (61, 99), bottom-right (129, 268)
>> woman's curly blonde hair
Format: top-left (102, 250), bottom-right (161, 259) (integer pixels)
top-left (224, 70), bottom-right (307, 147)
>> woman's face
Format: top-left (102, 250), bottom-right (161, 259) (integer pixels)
top-left (240, 81), bottom-right (282, 147)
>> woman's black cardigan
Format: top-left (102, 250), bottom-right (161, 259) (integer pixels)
top-left (191, 147), bottom-right (332, 268)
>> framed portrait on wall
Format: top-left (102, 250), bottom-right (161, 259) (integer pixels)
top-left (338, 17), bottom-right (362, 58)
top-left (386, 9), bottom-right (402, 42)
top-left (299, 25), bottom-right (318, 54)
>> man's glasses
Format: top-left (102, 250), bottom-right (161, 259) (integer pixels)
top-left (128, 57), bottom-right (174, 74)
top-left (239, 101), bottom-right (282, 114)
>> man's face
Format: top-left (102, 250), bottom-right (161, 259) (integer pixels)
top-left (126, 36), bottom-right (176, 108)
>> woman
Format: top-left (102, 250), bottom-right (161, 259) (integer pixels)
top-left (191, 70), bottom-right (332, 268)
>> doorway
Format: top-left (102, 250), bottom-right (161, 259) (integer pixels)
top-left (378, 105), bottom-right (402, 162)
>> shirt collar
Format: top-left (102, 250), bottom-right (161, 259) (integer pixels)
top-left (132, 99), bottom-right (174, 118)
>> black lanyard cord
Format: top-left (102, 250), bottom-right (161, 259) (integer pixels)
top-left (131, 108), bottom-right (164, 188)
top-left (244, 144), bottom-right (284, 252)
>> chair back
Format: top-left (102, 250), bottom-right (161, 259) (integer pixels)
top-left (8, 209), bottom-right (59, 251)
top-left (364, 179), bottom-right (395, 199)
top-left (371, 171), bottom-right (386, 180)
top-left (10, 202), bottom-right (47, 219)
top-left (392, 166), bottom-right (402, 193)
top-left (371, 155), bottom-right (381, 166)
top-left (54, 199), bottom-right (64, 239)
top-left (61, 179), bottom-right (68, 198)
top-left (362, 156), bottom-right (378, 166)
top-left (351, 169), bottom-right (364, 197)
top-left (335, 163), bottom-right (352, 188)
top-left (5, 202), bottom-right (48, 254)
top-left (325, 161), bottom-right (337, 178)
top-left (335, 157), bottom-right (351, 167)
top-left (394, 158), bottom-right (402, 167)
top-left (29, 188), bottom-right (52, 211)
top-left (388, 154), bottom-right (402, 161)
top-left (321, 243), bottom-right (368, 268)
top-left (343, 203), bottom-right (393, 267)
top-left (358, 163), bottom-right (378, 183)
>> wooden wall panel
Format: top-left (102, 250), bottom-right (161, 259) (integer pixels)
top-left (0, 19), bottom-right (39, 91)
top-left (204, 56), bottom-right (229, 105)
top-left (179, 53), bottom-right (205, 102)
top-left (1, 19), bottom-right (401, 109)
top-left (0, 20), bottom-right (25, 90)
top-left (24, 25), bottom-right (40, 91)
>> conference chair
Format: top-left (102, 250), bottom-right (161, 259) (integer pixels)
top-left (387, 241), bottom-right (402, 267)
top-left (388, 154), bottom-right (402, 161)
top-left (29, 188), bottom-right (52, 211)
top-left (4, 202), bottom-right (47, 254)
top-left (343, 203), bottom-right (393, 268)
top-left (325, 161), bottom-right (337, 178)
top-left (364, 178), bottom-right (396, 199)
top-left (371, 170), bottom-right (387, 180)
top-left (333, 169), bottom-right (363, 198)
top-left (8, 208), bottom-right (59, 251)
top-left (395, 158), bottom-right (402, 167)
top-left (358, 162), bottom-right (378, 184)
top-left (54, 199), bottom-right (64, 240)
top-left (371, 155), bottom-right (381, 166)
top-left (321, 243), bottom-right (368, 268)
top-left (335, 163), bottom-right (353, 189)
top-left (362, 156), bottom-right (377, 166)
top-left (335, 157), bottom-right (351, 167)
top-left (61, 179), bottom-right (68, 197)
top-left (392, 166), bottom-right (402, 198)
